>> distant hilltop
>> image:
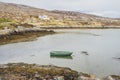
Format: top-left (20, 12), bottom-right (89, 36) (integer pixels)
top-left (0, 2), bottom-right (120, 29)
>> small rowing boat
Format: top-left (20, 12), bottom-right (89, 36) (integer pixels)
top-left (50, 51), bottom-right (73, 56)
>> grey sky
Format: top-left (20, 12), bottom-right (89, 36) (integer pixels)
top-left (0, 0), bottom-right (120, 18)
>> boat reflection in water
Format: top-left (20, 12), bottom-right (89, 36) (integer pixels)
top-left (50, 55), bottom-right (73, 59)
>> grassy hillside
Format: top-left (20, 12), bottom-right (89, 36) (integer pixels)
top-left (0, 2), bottom-right (120, 29)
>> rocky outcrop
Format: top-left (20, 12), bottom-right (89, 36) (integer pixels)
top-left (0, 63), bottom-right (120, 80)
top-left (0, 26), bottom-right (54, 45)
top-left (0, 63), bottom-right (78, 80)
top-left (0, 26), bottom-right (52, 37)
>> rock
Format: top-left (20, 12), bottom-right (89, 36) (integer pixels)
top-left (81, 51), bottom-right (89, 55)
top-left (57, 76), bottom-right (64, 80)
top-left (105, 76), bottom-right (114, 80)
top-left (78, 76), bottom-right (101, 80)
top-left (104, 75), bottom-right (120, 80)
top-left (30, 54), bottom-right (35, 57)
top-left (114, 57), bottom-right (120, 60)
top-left (78, 73), bottom-right (101, 80)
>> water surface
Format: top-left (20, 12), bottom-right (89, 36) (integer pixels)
top-left (0, 29), bottom-right (120, 77)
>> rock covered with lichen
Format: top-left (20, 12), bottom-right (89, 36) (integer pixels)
top-left (0, 63), bottom-right (120, 80)
top-left (0, 63), bottom-right (78, 80)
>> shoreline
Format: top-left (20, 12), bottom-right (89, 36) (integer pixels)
top-left (0, 27), bottom-right (55, 45)
top-left (0, 28), bottom-right (120, 80)
top-left (41, 26), bottom-right (120, 29)
top-left (0, 63), bottom-right (120, 80)
top-left (0, 63), bottom-right (78, 80)
top-left (0, 26), bottom-right (120, 45)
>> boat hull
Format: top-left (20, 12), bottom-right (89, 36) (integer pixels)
top-left (50, 51), bottom-right (73, 56)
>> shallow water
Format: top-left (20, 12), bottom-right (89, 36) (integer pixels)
top-left (0, 29), bottom-right (120, 77)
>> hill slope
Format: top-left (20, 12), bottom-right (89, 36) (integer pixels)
top-left (0, 2), bottom-right (120, 29)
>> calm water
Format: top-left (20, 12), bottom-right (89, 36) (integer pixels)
top-left (0, 29), bottom-right (120, 77)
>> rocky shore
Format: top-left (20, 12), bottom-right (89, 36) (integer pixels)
top-left (0, 26), bottom-right (54, 45)
top-left (0, 63), bottom-right (78, 80)
top-left (0, 63), bottom-right (120, 80)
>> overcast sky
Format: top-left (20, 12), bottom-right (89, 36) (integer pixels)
top-left (0, 0), bottom-right (120, 18)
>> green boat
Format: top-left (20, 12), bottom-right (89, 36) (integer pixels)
top-left (50, 51), bottom-right (73, 56)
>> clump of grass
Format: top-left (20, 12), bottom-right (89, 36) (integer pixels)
top-left (0, 18), bottom-right (19, 30)
top-left (0, 18), bottom-right (13, 23)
